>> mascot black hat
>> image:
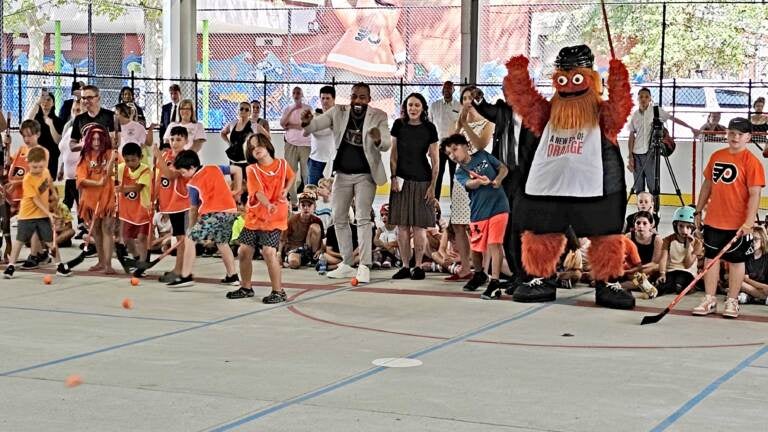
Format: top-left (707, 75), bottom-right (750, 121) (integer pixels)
top-left (554, 45), bottom-right (595, 71)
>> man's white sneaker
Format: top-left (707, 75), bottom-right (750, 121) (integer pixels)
top-left (327, 263), bottom-right (356, 279)
top-left (356, 265), bottom-right (370, 284)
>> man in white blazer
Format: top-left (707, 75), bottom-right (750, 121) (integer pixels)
top-left (301, 82), bottom-right (391, 284)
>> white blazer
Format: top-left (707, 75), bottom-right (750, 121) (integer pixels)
top-left (302, 105), bottom-right (391, 186)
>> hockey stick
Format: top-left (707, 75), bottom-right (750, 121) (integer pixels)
top-left (640, 234), bottom-right (739, 325)
top-left (2, 112), bottom-right (12, 262)
top-left (600, 0), bottom-right (616, 59)
top-left (132, 240), bottom-right (181, 276)
top-left (63, 202), bottom-right (100, 270)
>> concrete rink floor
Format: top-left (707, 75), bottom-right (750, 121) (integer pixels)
top-left (1, 206), bottom-right (767, 431)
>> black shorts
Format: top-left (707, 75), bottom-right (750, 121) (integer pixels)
top-left (166, 211), bottom-right (188, 237)
top-left (17, 218), bottom-right (53, 243)
top-left (702, 225), bottom-right (753, 263)
top-left (238, 228), bottom-right (281, 250)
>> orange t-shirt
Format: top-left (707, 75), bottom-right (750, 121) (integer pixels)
top-left (7, 145), bottom-right (49, 203)
top-left (703, 148), bottom-right (765, 230)
top-left (75, 150), bottom-right (116, 220)
top-left (19, 170), bottom-right (52, 220)
top-left (244, 159), bottom-right (294, 231)
top-left (156, 149), bottom-right (189, 214)
top-left (187, 165), bottom-right (238, 215)
top-left (118, 164), bottom-right (151, 225)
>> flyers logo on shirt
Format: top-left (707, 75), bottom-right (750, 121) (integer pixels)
top-left (12, 167), bottom-right (25, 177)
top-left (160, 177), bottom-right (171, 188)
top-left (712, 162), bottom-right (737, 184)
top-left (125, 191), bottom-right (138, 200)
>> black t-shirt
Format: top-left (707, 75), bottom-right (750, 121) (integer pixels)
top-left (391, 119), bottom-right (438, 182)
top-left (333, 114), bottom-right (370, 174)
top-left (747, 253), bottom-right (768, 283)
top-left (226, 120), bottom-right (253, 163)
top-left (70, 108), bottom-right (116, 142)
top-left (34, 108), bottom-right (64, 178)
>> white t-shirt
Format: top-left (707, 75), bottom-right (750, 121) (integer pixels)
top-left (429, 99), bottom-right (462, 139)
top-left (119, 121), bottom-right (147, 152)
top-left (629, 106), bottom-right (670, 154)
top-left (310, 126), bottom-right (334, 163)
top-left (163, 121), bottom-right (206, 150)
top-left (378, 224), bottom-right (398, 244)
top-left (58, 124), bottom-right (79, 180)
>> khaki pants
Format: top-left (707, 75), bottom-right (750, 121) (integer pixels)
top-left (284, 142), bottom-right (310, 206)
top-left (332, 173), bottom-right (377, 267)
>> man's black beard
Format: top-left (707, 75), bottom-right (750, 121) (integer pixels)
top-left (351, 104), bottom-right (367, 118)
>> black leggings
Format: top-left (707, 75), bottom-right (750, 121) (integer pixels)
top-left (63, 179), bottom-right (81, 225)
top-left (658, 270), bottom-right (695, 296)
top-left (435, 150), bottom-right (456, 200)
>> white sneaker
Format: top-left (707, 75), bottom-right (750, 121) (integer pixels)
top-left (327, 263), bottom-right (356, 279)
top-left (738, 292), bottom-right (751, 304)
top-left (356, 265), bottom-right (370, 284)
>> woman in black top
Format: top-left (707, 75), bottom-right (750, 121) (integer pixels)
top-left (220, 101), bottom-right (254, 203)
top-left (27, 90), bottom-right (64, 179)
top-left (118, 87), bottom-right (146, 125)
top-left (389, 92), bottom-right (439, 280)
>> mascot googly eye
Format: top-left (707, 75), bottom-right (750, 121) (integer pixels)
top-left (556, 76), bottom-right (568, 86)
top-left (572, 74), bottom-right (584, 85)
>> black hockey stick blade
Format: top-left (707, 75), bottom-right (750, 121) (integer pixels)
top-left (640, 307), bottom-right (670, 325)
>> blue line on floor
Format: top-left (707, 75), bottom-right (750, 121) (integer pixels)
top-left (0, 286), bottom-right (351, 377)
top-left (0, 305), bottom-right (211, 324)
top-left (207, 301), bottom-right (558, 432)
top-left (650, 344), bottom-right (768, 432)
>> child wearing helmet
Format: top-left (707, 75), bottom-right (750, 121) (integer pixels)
top-left (657, 206), bottom-right (704, 296)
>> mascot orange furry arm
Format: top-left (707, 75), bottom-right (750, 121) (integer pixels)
top-left (502, 45), bottom-right (637, 310)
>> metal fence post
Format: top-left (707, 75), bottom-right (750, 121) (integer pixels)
top-left (194, 73), bottom-right (199, 116)
top-left (130, 70), bottom-right (135, 93)
top-left (399, 77), bottom-right (404, 107)
top-left (748, 79), bottom-right (753, 118)
top-left (262, 75), bottom-right (267, 121)
top-left (16, 65), bottom-right (22, 125)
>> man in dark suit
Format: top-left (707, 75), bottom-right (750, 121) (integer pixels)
top-left (159, 84), bottom-right (182, 145)
top-left (59, 81), bottom-right (85, 124)
top-left (473, 89), bottom-right (538, 292)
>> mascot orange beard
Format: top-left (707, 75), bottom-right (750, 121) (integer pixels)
top-left (502, 45), bottom-right (635, 309)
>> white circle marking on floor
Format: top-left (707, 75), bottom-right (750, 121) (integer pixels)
top-left (372, 357), bottom-right (423, 368)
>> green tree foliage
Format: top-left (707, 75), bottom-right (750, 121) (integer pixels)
top-left (567, 2), bottom-right (768, 79)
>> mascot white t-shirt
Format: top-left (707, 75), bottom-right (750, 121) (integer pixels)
top-left (525, 122), bottom-right (603, 197)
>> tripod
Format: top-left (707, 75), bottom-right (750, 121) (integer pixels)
top-left (628, 129), bottom-right (686, 210)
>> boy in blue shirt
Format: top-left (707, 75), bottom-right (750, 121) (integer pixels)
top-left (446, 134), bottom-right (510, 299)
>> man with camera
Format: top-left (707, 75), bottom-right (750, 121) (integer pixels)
top-left (627, 87), bottom-right (699, 195)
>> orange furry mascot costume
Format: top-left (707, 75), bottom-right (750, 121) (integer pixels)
top-left (503, 45), bottom-right (636, 309)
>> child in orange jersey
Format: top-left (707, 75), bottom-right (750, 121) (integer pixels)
top-left (152, 126), bottom-right (190, 282)
top-left (117, 142), bottom-right (152, 263)
top-left (226, 133), bottom-right (294, 303)
top-left (3, 147), bottom-right (71, 278)
top-left (75, 126), bottom-right (117, 274)
top-left (5, 120), bottom-right (51, 267)
top-left (170, 150), bottom-right (242, 287)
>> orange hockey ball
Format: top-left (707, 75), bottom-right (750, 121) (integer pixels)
top-left (43, 275), bottom-right (52, 285)
top-left (122, 298), bottom-right (133, 309)
top-left (130, 277), bottom-right (140, 286)
top-left (65, 374), bottom-right (83, 388)
top-left (350, 278), bottom-right (359, 286)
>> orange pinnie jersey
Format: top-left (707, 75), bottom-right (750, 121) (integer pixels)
top-left (7, 145), bottom-right (49, 203)
top-left (703, 148), bottom-right (765, 230)
top-left (156, 149), bottom-right (189, 214)
top-left (244, 159), bottom-right (294, 231)
top-left (187, 165), bottom-right (237, 215)
top-left (118, 165), bottom-right (151, 225)
top-left (75, 150), bottom-right (116, 221)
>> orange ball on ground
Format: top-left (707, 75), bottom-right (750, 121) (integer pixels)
top-left (43, 275), bottom-right (52, 285)
top-left (122, 298), bottom-right (133, 309)
top-left (65, 374), bottom-right (83, 388)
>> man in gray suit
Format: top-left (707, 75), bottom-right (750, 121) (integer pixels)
top-left (301, 82), bottom-right (391, 284)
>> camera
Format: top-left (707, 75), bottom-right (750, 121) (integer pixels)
top-left (651, 117), bottom-right (664, 145)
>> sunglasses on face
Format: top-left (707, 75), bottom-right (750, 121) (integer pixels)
top-left (81, 95), bottom-right (97, 101)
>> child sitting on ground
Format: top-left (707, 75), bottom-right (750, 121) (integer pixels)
top-left (622, 211), bottom-right (662, 299)
top-left (657, 206), bottom-right (703, 296)
top-left (49, 190), bottom-right (75, 248)
top-left (373, 204), bottom-right (399, 269)
top-left (625, 191), bottom-right (660, 233)
top-left (281, 191), bottom-right (323, 269)
top-left (738, 225), bottom-right (768, 305)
